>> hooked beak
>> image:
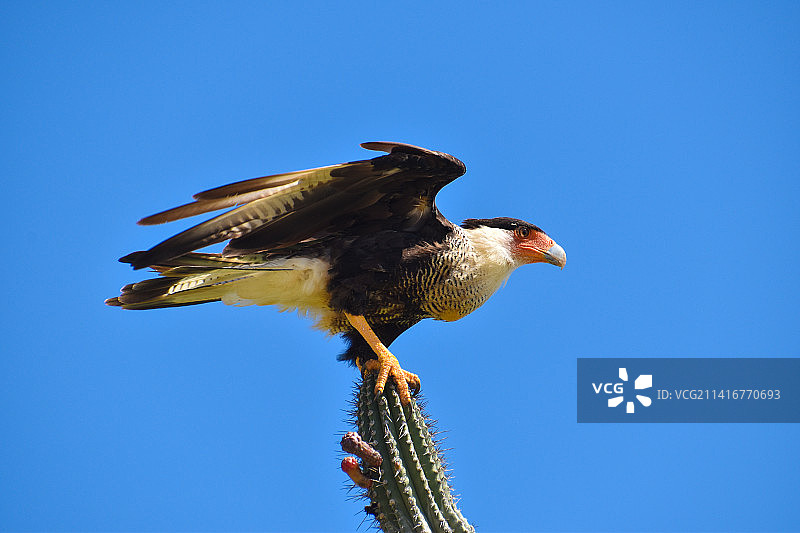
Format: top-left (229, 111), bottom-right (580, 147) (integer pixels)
top-left (542, 243), bottom-right (566, 269)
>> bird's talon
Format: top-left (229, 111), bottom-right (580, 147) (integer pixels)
top-left (403, 370), bottom-right (421, 395)
top-left (362, 356), bottom-right (417, 405)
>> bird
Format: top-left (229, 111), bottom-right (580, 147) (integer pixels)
top-left (106, 142), bottom-right (566, 404)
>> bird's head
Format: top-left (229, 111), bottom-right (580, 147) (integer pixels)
top-left (462, 217), bottom-right (566, 268)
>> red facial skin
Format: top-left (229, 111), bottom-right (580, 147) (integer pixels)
top-left (512, 227), bottom-right (565, 267)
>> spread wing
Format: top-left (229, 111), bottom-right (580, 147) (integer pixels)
top-left (122, 142), bottom-right (466, 269)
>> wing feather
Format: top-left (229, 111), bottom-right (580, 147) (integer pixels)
top-left (192, 165), bottom-right (341, 200)
top-left (123, 142), bottom-right (466, 269)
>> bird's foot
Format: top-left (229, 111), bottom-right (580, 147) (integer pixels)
top-left (345, 313), bottom-right (420, 405)
top-left (359, 356), bottom-right (420, 405)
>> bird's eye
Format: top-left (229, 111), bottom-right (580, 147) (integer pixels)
top-left (515, 226), bottom-right (530, 239)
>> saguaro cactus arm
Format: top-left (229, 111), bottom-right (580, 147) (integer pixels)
top-left (345, 370), bottom-right (475, 533)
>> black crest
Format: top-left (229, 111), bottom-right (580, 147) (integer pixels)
top-left (461, 217), bottom-right (543, 234)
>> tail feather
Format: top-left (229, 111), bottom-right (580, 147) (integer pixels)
top-left (108, 252), bottom-right (268, 310)
top-left (107, 252), bottom-right (331, 313)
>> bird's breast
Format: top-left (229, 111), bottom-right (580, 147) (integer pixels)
top-left (418, 262), bottom-right (507, 322)
top-left (404, 232), bottom-right (516, 323)
top-left (327, 226), bottom-right (518, 328)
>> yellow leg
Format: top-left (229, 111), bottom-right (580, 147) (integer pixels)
top-left (345, 313), bottom-right (420, 405)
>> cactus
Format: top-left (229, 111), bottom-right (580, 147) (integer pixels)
top-left (344, 370), bottom-right (475, 533)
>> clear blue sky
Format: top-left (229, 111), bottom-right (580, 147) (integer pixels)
top-left (1, 2), bottom-right (798, 531)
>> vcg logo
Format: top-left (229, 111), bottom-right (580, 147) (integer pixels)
top-left (592, 368), bottom-right (653, 414)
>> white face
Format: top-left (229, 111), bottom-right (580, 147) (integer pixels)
top-left (461, 225), bottom-right (518, 267)
top-left (463, 224), bottom-right (566, 268)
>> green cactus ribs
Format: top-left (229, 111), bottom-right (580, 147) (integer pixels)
top-left (341, 369), bottom-right (474, 533)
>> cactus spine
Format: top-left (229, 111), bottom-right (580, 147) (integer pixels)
top-left (352, 371), bottom-right (474, 533)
